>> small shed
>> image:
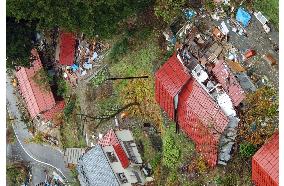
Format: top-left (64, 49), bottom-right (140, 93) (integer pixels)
top-left (252, 132), bottom-right (279, 186)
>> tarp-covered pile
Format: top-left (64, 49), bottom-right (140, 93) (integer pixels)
top-left (236, 7), bottom-right (251, 27)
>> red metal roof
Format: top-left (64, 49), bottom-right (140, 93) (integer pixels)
top-left (212, 60), bottom-right (245, 106)
top-left (59, 32), bottom-right (76, 65)
top-left (113, 143), bottom-right (130, 168)
top-left (155, 53), bottom-right (191, 119)
top-left (176, 78), bottom-right (229, 167)
top-left (252, 132), bottom-right (279, 186)
top-left (16, 49), bottom-right (56, 119)
top-left (179, 79), bottom-right (229, 137)
top-left (42, 100), bottom-right (65, 122)
top-left (98, 129), bottom-right (119, 146)
top-left (98, 130), bottom-right (130, 169)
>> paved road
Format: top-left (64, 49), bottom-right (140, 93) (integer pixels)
top-left (6, 74), bottom-right (71, 183)
top-left (7, 141), bottom-right (47, 185)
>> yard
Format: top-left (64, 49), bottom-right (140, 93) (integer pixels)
top-left (253, 0), bottom-right (279, 29)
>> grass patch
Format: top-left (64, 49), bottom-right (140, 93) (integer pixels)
top-left (254, 0), bottom-right (279, 29)
top-left (90, 66), bottom-right (109, 88)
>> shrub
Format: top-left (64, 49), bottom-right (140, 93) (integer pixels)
top-left (64, 98), bottom-right (76, 117)
top-left (30, 132), bottom-right (44, 144)
top-left (154, 0), bottom-right (186, 23)
top-left (56, 77), bottom-right (68, 97)
top-left (214, 176), bottom-right (222, 185)
top-left (150, 153), bottom-right (162, 170)
top-left (239, 142), bottom-right (257, 158)
top-left (222, 174), bottom-right (238, 186)
top-left (196, 156), bottom-right (207, 173)
top-left (204, 0), bottom-right (216, 12)
top-left (6, 163), bottom-right (28, 185)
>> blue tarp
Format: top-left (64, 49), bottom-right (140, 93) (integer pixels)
top-left (71, 64), bottom-right (79, 72)
top-left (236, 7), bottom-right (251, 27)
top-left (184, 9), bottom-right (196, 20)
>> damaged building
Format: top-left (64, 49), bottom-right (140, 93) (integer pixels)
top-left (155, 26), bottom-right (246, 166)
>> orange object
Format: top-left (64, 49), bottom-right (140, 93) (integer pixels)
top-left (245, 49), bottom-right (256, 59)
top-left (120, 112), bottom-right (128, 119)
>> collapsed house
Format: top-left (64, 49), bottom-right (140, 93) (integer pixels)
top-left (77, 129), bottom-right (152, 186)
top-left (155, 26), bottom-right (246, 166)
top-left (16, 49), bottom-right (65, 125)
top-left (252, 132), bottom-right (279, 186)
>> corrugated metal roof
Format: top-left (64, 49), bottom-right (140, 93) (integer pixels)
top-left (98, 129), bottom-right (119, 147)
top-left (212, 60), bottom-right (245, 106)
top-left (155, 53), bottom-right (190, 119)
top-left (177, 78), bottom-right (229, 167)
top-left (15, 49), bottom-right (56, 119)
top-left (98, 129), bottom-right (130, 169)
top-left (253, 132), bottom-right (279, 185)
top-left (113, 143), bottom-right (130, 168)
top-left (42, 100), bottom-right (65, 122)
top-left (77, 145), bottom-right (119, 186)
top-left (179, 79), bottom-right (229, 136)
top-left (59, 32), bottom-right (76, 66)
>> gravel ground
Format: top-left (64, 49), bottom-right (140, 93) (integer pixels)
top-left (210, 13), bottom-right (279, 89)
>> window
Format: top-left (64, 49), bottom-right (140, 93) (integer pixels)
top-left (117, 173), bottom-right (128, 184)
top-left (106, 151), bottom-right (118, 162)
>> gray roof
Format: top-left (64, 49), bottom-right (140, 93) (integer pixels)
top-left (235, 72), bottom-right (256, 93)
top-left (77, 145), bottom-right (119, 186)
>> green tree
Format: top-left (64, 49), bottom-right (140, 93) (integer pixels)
top-left (6, 17), bottom-right (37, 69)
top-left (56, 77), bottom-right (68, 97)
top-left (7, 0), bottom-right (153, 38)
top-left (154, 0), bottom-right (187, 23)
